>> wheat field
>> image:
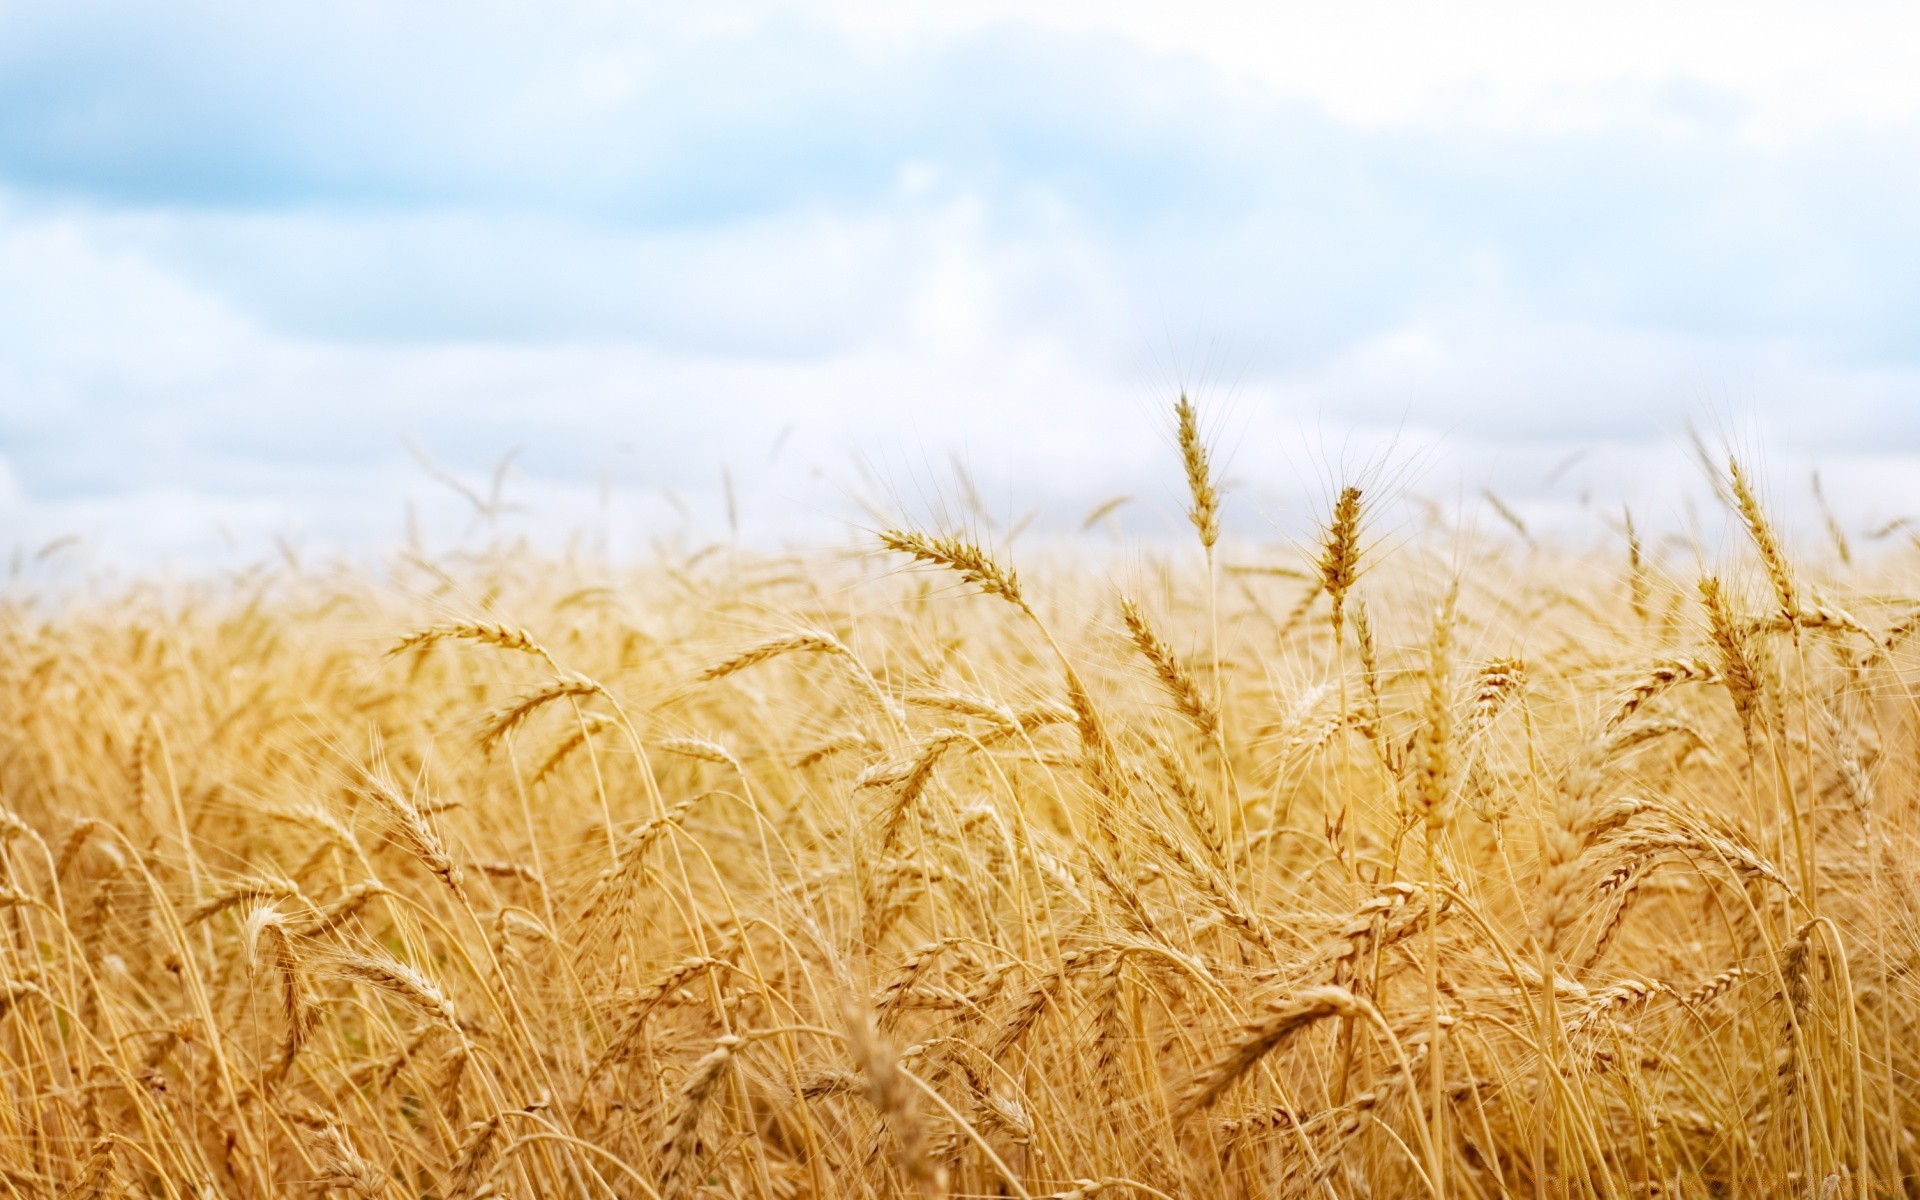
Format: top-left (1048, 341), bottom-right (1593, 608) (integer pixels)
top-left (0, 408), bottom-right (1914, 1199)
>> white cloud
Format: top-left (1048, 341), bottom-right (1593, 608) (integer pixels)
top-left (5, 1), bottom-right (1920, 571)
top-left (7, 186), bottom-right (1920, 574)
top-left (805, 0), bottom-right (1920, 138)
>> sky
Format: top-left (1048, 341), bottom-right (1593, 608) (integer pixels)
top-left (6, 0), bottom-right (1920, 568)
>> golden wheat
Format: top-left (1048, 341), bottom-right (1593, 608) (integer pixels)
top-left (0, 414), bottom-right (1910, 1199)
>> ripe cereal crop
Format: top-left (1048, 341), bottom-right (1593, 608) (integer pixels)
top-left (0, 404), bottom-right (1911, 1200)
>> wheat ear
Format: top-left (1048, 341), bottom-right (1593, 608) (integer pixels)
top-left (1179, 986), bottom-right (1363, 1115)
top-left (1118, 596), bottom-right (1217, 736)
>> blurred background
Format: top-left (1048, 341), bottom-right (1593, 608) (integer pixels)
top-left (5, 0), bottom-right (1920, 567)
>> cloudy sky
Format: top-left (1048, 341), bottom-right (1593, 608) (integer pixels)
top-left (6, 0), bottom-right (1920, 566)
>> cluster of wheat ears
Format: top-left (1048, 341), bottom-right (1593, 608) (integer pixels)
top-left (0, 404), bottom-right (1914, 1200)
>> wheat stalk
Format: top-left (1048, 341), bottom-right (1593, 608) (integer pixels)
top-left (1728, 455), bottom-right (1799, 621)
top-left (1174, 394), bottom-right (1220, 552)
top-left (702, 629), bottom-right (853, 680)
top-left (1117, 596), bottom-right (1217, 736)
top-left (1318, 486), bottom-right (1363, 642)
top-left (1179, 986), bottom-right (1364, 1115)
top-left (845, 1007), bottom-right (946, 1197)
top-left (879, 530), bottom-right (1027, 612)
top-left (335, 949), bottom-right (463, 1033)
top-left (245, 904), bottom-right (311, 1075)
top-left (659, 1035), bottom-right (740, 1200)
top-left (1606, 657), bottom-right (1719, 730)
top-left (389, 621), bottom-right (557, 669)
top-left (479, 676), bottom-right (605, 749)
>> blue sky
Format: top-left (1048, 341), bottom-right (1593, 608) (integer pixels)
top-left (6, 0), bottom-right (1920, 564)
